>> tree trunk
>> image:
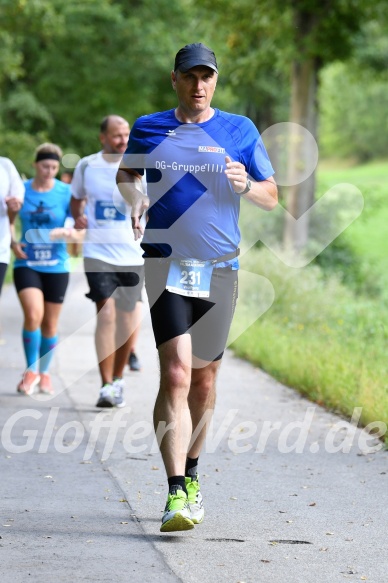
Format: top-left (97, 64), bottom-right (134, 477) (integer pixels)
top-left (283, 56), bottom-right (319, 252)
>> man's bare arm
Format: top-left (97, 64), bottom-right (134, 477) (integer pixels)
top-left (116, 166), bottom-right (149, 239)
top-left (242, 176), bottom-right (278, 210)
top-left (225, 156), bottom-right (278, 210)
top-left (70, 196), bottom-right (88, 229)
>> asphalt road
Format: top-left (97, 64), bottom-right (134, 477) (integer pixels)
top-left (1, 271), bottom-right (387, 583)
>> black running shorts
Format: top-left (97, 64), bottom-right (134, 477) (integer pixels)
top-left (145, 258), bottom-right (238, 361)
top-left (0, 262), bottom-right (7, 295)
top-left (13, 267), bottom-right (69, 303)
top-left (83, 258), bottom-right (144, 312)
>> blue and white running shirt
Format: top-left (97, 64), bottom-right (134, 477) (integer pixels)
top-left (124, 108), bottom-right (274, 266)
top-left (71, 151), bottom-right (145, 267)
top-left (14, 179), bottom-right (71, 273)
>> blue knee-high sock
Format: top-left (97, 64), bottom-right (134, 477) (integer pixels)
top-left (22, 329), bottom-right (41, 372)
top-left (39, 335), bottom-right (58, 373)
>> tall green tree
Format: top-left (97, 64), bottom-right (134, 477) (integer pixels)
top-left (198, 0), bottom-right (382, 251)
top-left (280, 0), bottom-right (379, 251)
top-left (319, 20), bottom-right (388, 161)
top-left (0, 0), bottom-right (57, 173)
top-left (0, 0), bottom-right (206, 171)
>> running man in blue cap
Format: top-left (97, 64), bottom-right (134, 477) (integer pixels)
top-left (117, 43), bottom-right (278, 532)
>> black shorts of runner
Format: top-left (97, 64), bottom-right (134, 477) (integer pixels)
top-left (0, 262), bottom-right (8, 295)
top-left (145, 258), bottom-right (238, 362)
top-left (13, 267), bottom-right (69, 303)
top-left (84, 258), bottom-right (144, 313)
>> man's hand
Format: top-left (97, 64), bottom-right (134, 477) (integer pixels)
top-left (5, 197), bottom-right (23, 212)
top-left (116, 167), bottom-right (149, 240)
top-left (225, 155), bottom-right (278, 210)
top-left (74, 215), bottom-right (88, 229)
top-left (224, 156), bottom-right (247, 194)
top-left (50, 227), bottom-right (85, 242)
top-left (131, 194), bottom-right (149, 241)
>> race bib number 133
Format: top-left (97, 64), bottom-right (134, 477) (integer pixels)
top-left (26, 243), bottom-right (58, 266)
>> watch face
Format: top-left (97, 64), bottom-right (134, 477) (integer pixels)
top-left (239, 178), bottom-right (251, 195)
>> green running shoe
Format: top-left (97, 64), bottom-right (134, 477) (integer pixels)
top-left (186, 475), bottom-right (204, 524)
top-left (160, 489), bottom-right (194, 532)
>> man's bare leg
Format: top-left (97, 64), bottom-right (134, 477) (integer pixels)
top-left (187, 359), bottom-right (221, 459)
top-left (95, 298), bottom-right (116, 385)
top-left (156, 334), bottom-right (199, 532)
top-left (154, 334), bottom-right (193, 477)
top-left (127, 300), bottom-right (142, 355)
top-left (113, 307), bottom-right (139, 378)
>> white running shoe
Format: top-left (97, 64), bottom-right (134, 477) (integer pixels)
top-left (96, 384), bottom-right (116, 408)
top-left (186, 475), bottom-right (204, 524)
top-left (112, 378), bottom-right (126, 408)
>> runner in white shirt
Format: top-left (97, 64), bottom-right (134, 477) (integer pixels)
top-left (0, 157), bottom-right (25, 294)
top-left (71, 115), bottom-right (145, 408)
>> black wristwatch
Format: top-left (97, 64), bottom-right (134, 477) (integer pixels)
top-left (238, 178), bottom-right (251, 195)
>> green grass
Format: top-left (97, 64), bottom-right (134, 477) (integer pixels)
top-left (317, 160), bottom-right (388, 270)
top-left (316, 160), bottom-right (388, 300)
top-left (318, 159), bottom-right (388, 183)
top-left (231, 159), bottom-right (388, 439)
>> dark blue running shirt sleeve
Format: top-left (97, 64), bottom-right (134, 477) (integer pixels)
top-left (123, 109), bottom-right (274, 263)
top-left (215, 112), bottom-right (274, 181)
top-left (123, 115), bottom-right (158, 177)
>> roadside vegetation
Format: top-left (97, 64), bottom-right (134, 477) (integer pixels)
top-left (231, 160), bottom-right (388, 439)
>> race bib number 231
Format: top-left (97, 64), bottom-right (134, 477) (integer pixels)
top-left (166, 259), bottom-right (213, 298)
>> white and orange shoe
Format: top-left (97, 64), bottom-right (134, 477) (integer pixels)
top-left (39, 373), bottom-right (54, 395)
top-left (17, 371), bottom-right (40, 395)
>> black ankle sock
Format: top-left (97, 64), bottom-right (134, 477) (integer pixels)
top-left (168, 475), bottom-right (187, 495)
top-left (185, 456), bottom-right (199, 478)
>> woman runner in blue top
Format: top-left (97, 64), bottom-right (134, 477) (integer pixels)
top-left (10, 143), bottom-right (71, 395)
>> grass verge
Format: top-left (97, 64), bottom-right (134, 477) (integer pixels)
top-left (229, 247), bottom-right (388, 442)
